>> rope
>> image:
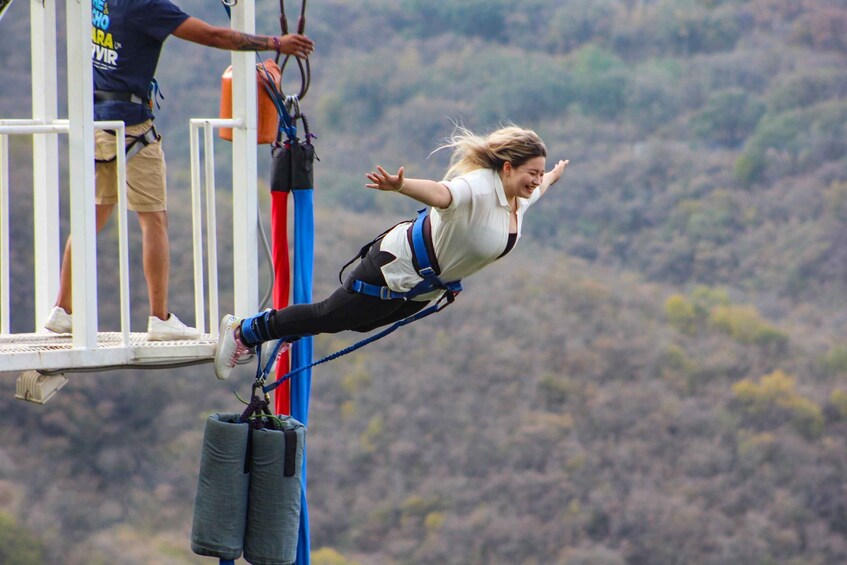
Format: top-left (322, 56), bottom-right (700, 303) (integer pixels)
top-left (276, 0), bottom-right (310, 100)
top-left (261, 292), bottom-right (456, 394)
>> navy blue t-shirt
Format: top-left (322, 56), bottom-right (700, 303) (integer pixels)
top-left (92, 0), bottom-right (190, 125)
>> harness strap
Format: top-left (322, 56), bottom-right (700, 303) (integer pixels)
top-left (411, 209), bottom-right (436, 277)
top-left (282, 428), bottom-right (298, 477)
top-left (350, 276), bottom-right (461, 301)
top-left (261, 291), bottom-right (456, 394)
top-left (350, 208), bottom-right (462, 301)
top-left (94, 125), bottom-right (160, 164)
top-left (337, 219), bottom-right (407, 285)
top-left (94, 90), bottom-right (147, 105)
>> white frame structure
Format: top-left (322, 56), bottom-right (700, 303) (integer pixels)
top-left (0, 0), bottom-right (260, 374)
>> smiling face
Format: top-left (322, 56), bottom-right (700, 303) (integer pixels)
top-left (501, 156), bottom-right (547, 201)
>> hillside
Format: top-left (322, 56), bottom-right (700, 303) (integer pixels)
top-left (1, 1), bottom-right (847, 564)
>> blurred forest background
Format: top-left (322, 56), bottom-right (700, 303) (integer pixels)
top-left (2, 0), bottom-right (847, 563)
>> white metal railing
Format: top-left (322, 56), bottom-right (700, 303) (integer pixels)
top-left (0, 0), bottom-right (260, 375)
top-left (0, 114), bottom-right (251, 372)
top-left (190, 117), bottom-right (243, 335)
top-left (0, 119), bottom-right (129, 346)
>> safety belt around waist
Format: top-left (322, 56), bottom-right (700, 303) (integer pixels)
top-left (350, 208), bottom-right (462, 301)
top-left (94, 90), bottom-right (148, 105)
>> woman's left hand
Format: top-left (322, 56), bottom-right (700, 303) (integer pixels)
top-left (546, 159), bottom-right (569, 186)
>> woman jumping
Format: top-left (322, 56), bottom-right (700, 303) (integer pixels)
top-left (214, 125), bottom-right (568, 380)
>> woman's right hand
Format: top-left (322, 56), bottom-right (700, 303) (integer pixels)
top-left (365, 166), bottom-right (406, 192)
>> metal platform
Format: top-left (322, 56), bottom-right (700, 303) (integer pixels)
top-left (0, 331), bottom-right (216, 374)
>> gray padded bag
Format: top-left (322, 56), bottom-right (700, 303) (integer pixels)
top-left (244, 417), bottom-right (306, 565)
top-left (190, 413), bottom-right (251, 560)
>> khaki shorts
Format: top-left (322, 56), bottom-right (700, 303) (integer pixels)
top-left (95, 120), bottom-right (167, 212)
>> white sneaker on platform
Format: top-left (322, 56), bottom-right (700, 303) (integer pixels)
top-left (43, 306), bottom-right (72, 334)
top-left (147, 313), bottom-right (201, 341)
top-left (214, 314), bottom-right (254, 380)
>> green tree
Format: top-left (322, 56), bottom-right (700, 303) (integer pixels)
top-left (732, 370), bottom-right (825, 438)
top-left (824, 181), bottom-right (847, 224)
top-left (830, 389), bottom-right (847, 418)
top-left (710, 304), bottom-right (789, 351)
top-left (691, 88), bottom-right (765, 147)
top-left (0, 512), bottom-right (45, 565)
top-left (401, 0), bottom-right (508, 41)
top-left (570, 45), bottom-right (630, 117)
top-left (312, 547), bottom-right (362, 565)
top-left (737, 100), bottom-right (847, 185)
top-left (665, 294), bottom-right (698, 334)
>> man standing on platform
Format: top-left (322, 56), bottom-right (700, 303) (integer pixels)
top-left (44, 0), bottom-right (314, 339)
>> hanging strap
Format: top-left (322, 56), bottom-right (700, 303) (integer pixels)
top-left (276, 0), bottom-right (311, 100)
top-left (282, 428), bottom-right (298, 477)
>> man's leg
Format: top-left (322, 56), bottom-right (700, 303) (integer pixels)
top-left (54, 203), bottom-right (115, 313)
top-left (136, 210), bottom-right (169, 321)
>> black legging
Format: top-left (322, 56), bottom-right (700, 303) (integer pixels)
top-left (266, 244), bottom-right (430, 340)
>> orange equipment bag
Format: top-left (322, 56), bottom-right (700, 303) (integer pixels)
top-left (219, 59), bottom-right (282, 144)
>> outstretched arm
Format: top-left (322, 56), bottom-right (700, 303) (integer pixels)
top-left (537, 159), bottom-right (569, 197)
top-left (365, 166), bottom-right (453, 209)
top-left (172, 17), bottom-right (314, 59)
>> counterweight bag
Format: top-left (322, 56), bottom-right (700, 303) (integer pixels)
top-left (244, 417), bottom-right (306, 565)
top-left (190, 413), bottom-right (251, 560)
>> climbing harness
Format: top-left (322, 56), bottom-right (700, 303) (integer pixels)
top-left (257, 209), bottom-right (462, 395)
top-left (349, 208), bottom-right (463, 301)
top-left (93, 124), bottom-right (161, 164)
top-left (93, 79), bottom-right (165, 163)
top-left (94, 78), bottom-right (164, 111)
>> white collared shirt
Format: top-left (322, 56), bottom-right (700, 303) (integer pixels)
top-left (378, 168), bottom-right (542, 300)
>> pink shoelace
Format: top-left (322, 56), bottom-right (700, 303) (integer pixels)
top-left (228, 328), bottom-right (253, 367)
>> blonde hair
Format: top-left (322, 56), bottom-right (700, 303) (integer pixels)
top-left (437, 124), bottom-right (547, 181)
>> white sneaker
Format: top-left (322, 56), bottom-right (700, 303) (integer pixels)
top-left (147, 313), bottom-right (201, 341)
top-left (259, 339), bottom-right (292, 373)
top-left (44, 306), bottom-right (72, 334)
top-left (214, 314), bottom-right (254, 380)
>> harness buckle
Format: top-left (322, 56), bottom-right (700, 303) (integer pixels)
top-left (419, 266), bottom-right (435, 278)
top-left (379, 287), bottom-right (393, 300)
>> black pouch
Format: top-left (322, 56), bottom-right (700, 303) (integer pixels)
top-left (270, 140), bottom-right (315, 192)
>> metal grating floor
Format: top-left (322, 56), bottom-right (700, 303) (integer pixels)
top-left (0, 332), bottom-right (217, 374)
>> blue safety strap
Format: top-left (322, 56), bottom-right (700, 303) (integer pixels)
top-left (290, 187), bottom-right (313, 565)
top-left (411, 208), bottom-right (434, 277)
top-left (351, 208), bottom-right (462, 301)
top-left (257, 60), bottom-right (298, 142)
top-left (261, 291), bottom-right (455, 395)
